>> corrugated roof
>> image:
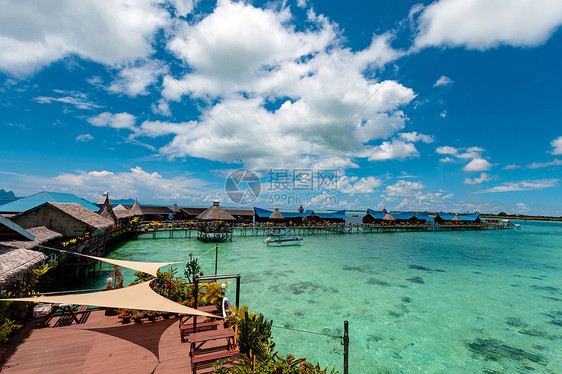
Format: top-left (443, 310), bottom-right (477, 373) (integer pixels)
top-left (0, 191), bottom-right (99, 212)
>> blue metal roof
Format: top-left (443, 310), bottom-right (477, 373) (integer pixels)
top-left (390, 212), bottom-right (415, 220)
top-left (0, 191), bottom-right (99, 212)
top-left (458, 213), bottom-right (481, 222)
top-left (311, 210), bottom-right (347, 219)
top-left (254, 207), bottom-right (345, 219)
top-left (414, 212), bottom-right (430, 220)
top-left (366, 209), bottom-right (387, 219)
top-left (0, 214), bottom-right (35, 241)
top-left (436, 213), bottom-right (480, 221)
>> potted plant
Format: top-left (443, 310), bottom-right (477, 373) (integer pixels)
top-left (120, 310), bottom-right (132, 324)
top-left (133, 310), bottom-right (144, 324)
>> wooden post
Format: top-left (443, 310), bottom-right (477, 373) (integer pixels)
top-left (343, 320), bottom-right (349, 374)
top-left (193, 275), bottom-right (199, 334)
top-left (235, 275), bottom-right (240, 308)
top-left (215, 244), bottom-right (218, 275)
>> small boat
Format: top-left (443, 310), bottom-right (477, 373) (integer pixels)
top-left (263, 232), bottom-right (304, 246)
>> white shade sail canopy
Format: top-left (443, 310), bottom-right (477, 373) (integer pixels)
top-left (81, 254), bottom-right (187, 277)
top-left (3, 281), bottom-right (218, 318)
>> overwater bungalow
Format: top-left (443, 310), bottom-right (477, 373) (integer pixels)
top-left (195, 199), bottom-right (235, 242)
top-left (363, 209), bottom-right (429, 225)
top-left (434, 213), bottom-right (481, 225)
top-left (254, 207), bottom-right (345, 225)
top-left (128, 199), bottom-right (143, 217)
top-left (113, 204), bottom-right (135, 220)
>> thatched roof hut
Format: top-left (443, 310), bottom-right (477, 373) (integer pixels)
top-left (171, 202), bottom-right (180, 213)
top-left (196, 199), bottom-right (236, 221)
top-left (269, 207), bottom-right (284, 220)
top-left (98, 197), bottom-right (117, 224)
top-left (113, 204), bottom-right (135, 219)
top-left (96, 191), bottom-right (112, 207)
top-left (129, 199), bottom-right (143, 216)
top-left (11, 202), bottom-right (113, 237)
top-left (0, 246), bottom-right (47, 288)
top-left (382, 213), bottom-right (396, 221)
top-left (0, 226), bottom-right (62, 251)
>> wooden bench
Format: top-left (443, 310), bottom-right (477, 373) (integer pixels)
top-left (180, 320), bottom-right (219, 342)
top-left (191, 349), bottom-right (239, 374)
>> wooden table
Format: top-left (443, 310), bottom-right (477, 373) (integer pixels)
top-left (38, 304), bottom-right (80, 327)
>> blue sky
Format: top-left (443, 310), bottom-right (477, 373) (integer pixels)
top-left (1, 0), bottom-right (561, 215)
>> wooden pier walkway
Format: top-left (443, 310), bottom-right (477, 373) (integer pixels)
top-left (135, 223), bottom-right (519, 239)
top-left (1, 310), bottom-right (227, 374)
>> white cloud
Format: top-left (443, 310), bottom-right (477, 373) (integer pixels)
top-left (109, 60), bottom-right (168, 97)
top-left (0, 0), bottom-right (171, 77)
top-left (440, 157), bottom-right (455, 163)
top-left (399, 132), bottom-right (434, 143)
top-left (436, 145), bottom-right (458, 155)
top-left (515, 202), bottom-right (530, 214)
top-left (150, 1), bottom-right (413, 169)
top-left (76, 134), bottom-right (94, 142)
top-left (463, 158), bottom-right (493, 172)
top-left (527, 159), bottom-right (562, 169)
top-left (34, 91), bottom-right (100, 110)
top-left (433, 75), bottom-right (453, 87)
top-left (384, 180), bottom-right (425, 197)
top-left (478, 179), bottom-right (559, 193)
top-left (550, 135), bottom-right (562, 155)
top-left (503, 164), bottom-right (521, 170)
top-left (463, 172), bottom-right (492, 185)
top-left (364, 140), bottom-right (419, 161)
top-left (414, 0), bottom-right (562, 50)
top-left (88, 112), bottom-right (136, 130)
top-left (439, 110), bottom-right (447, 118)
top-left (338, 175), bottom-right (382, 194)
top-left (43, 166), bottom-right (210, 203)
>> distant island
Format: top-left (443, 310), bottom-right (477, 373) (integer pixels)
top-left (0, 189), bottom-right (19, 205)
top-left (480, 213), bottom-right (562, 222)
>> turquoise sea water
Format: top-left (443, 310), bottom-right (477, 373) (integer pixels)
top-left (87, 221), bottom-right (562, 373)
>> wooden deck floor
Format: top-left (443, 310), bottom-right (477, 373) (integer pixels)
top-left (1, 310), bottom-right (229, 374)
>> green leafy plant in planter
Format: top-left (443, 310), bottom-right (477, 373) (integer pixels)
top-left (0, 318), bottom-right (23, 344)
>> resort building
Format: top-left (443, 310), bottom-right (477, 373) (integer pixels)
top-left (363, 209), bottom-right (430, 224)
top-left (434, 213), bottom-right (481, 224)
top-left (195, 199), bottom-right (236, 242)
top-left (10, 202), bottom-right (114, 257)
top-left (0, 215), bottom-right (61, 289)
top-left (253, 207), bottom-right (346, 224)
